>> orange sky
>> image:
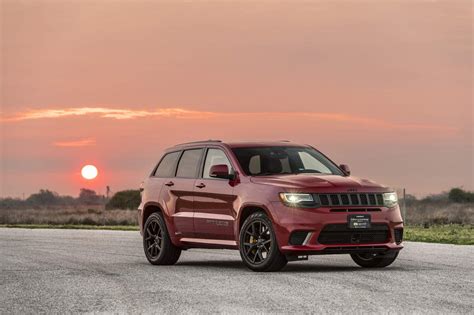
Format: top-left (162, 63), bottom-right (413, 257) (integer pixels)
top-left (1, 0), bottom-right (472, 197)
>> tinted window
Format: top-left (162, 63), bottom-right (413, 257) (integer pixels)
top-left (232, 146), bottom-right (343, 176)
top-left (203, 149), bottom-right (232, 179)
top-left (176, 149), bottom-right (203, 178)
top-left (154, 151), bottom-right (181, 177)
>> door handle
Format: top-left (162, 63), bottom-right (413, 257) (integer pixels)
top-left (195, 183), bottom-right (206, 189)
top-left (165, 181), bottom-right (174, 187)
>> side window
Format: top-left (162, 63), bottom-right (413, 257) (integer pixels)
top-left (154, 151), bottom-right (181, 178)
top-left (203, 149), bottom-right (232, 179)
top-left (298, 151), bottom-right (331, 174)
top-left (176, 149), bottom-right (203, 178)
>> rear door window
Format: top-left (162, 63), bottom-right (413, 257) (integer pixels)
top-left (176, 149), bottom-right (203, 178)
top-left (154, 151), bottom-right (181, 178)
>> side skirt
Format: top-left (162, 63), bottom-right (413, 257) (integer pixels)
top-left (179, 237), bottom-right (238, 250)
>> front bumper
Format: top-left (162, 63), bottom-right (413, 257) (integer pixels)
top-left (268, 201), bottom-right (404, 255)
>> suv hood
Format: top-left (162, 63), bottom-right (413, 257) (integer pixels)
top-left (250, 174), bottom-right (387, 190)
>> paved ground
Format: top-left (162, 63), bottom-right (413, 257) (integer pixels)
top-left (0, 228), bottom-right (473, 314)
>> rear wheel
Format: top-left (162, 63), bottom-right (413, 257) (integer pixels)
top-left (350, 251), bottom-right (399, 268)
top-left (239, 212), bottom-right (287, 272)
top-left (143, 212), bottom-right (181, 265)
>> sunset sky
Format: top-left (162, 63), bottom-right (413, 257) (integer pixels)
top-left (1, 0), bottom-right (472, 197)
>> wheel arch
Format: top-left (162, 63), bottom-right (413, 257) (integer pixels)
top-left (236, 203), bottom-right (274, 236)
top-left (141, 202), bottom-right (164, 233)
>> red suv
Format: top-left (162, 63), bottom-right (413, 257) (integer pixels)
top-left (139, 140), bottom-right (403, 271)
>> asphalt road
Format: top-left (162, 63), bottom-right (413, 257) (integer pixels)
top-left (1, 228), bottom-right (473, 314)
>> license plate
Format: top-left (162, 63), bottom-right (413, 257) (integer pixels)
top-left (348, 214), bottom-right (371, 229)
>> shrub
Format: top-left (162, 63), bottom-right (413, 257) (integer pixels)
top-left (448, 188), bottom-right (474, 203)
top-left (106, 190), bottom-right (141, 210)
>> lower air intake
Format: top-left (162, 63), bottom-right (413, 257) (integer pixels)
top-left (394, 228), bottom-right (403, 244)
top-left (318, 224), bottom-right (389, 245)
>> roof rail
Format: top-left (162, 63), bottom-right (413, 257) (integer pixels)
top-left (174, 139), bottom-right (222, 146)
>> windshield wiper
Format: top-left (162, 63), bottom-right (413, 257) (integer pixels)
top-left (294, 169), bottom-right (322, 174)
top-left (255, 172), bottom-right (293, 176)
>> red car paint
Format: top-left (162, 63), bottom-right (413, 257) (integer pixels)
top-left (139, 140), bottom-right (403, 259)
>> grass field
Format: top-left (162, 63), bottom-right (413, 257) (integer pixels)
top-left (405, 225), bottom-right (473, 245)
top-left (1, 224), bottom-right (472, 245)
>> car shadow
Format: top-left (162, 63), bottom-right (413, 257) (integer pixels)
top-left (173, 260), bottom-right (406, 273)
top-left (176, 260), bottom-right (247, 270)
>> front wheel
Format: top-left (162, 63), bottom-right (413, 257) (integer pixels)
top-left (239, 212), bottom-right (288, 272)
top-left (143, 212), bottom-right (181, 265)
top-left (350, 251), bottom-right (399, 268)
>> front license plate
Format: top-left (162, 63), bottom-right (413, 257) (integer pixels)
top-left (348, 214), bottom-right (371, 229)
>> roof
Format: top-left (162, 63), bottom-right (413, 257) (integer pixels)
top-left (224, 141), bottom-right (307, 148)
top-left (169, 140), bottom-right (308, 150)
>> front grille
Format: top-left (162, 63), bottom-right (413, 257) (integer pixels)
top-left (318, 224), bottom-right (389, 245)
top-left (316, 193), bottom-right (384, 207)
top-left (394, 228), bottom-right (403, 244)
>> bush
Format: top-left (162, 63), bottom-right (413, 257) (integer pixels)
top-left (78, 189), bottom-right (104, 205)
top-left (106, 190), bottom-right (141, 210)
top-left (26, 189), bottom-right (59, 206)
top-left (448, 188), bottom-right (474, 203)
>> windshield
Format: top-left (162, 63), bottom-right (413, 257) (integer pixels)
top-left (232, 146), bottom-right (344, 176)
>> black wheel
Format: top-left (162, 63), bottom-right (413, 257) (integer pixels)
top-left (143, 212), bottom-right (181, 265)
top-left (239, 212), bottom-right (287, 272)
top-left (350, 251), bottom-right (399, 268)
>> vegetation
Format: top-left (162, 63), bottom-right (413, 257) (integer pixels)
top-left (405, 225), bottom-right (473, 245)
top-left (0, 207), bottom-right (137, 226)
top-left (448, 188), bottom-right (474, 203)
top-left (402, 188), bottom-right (473, 226)
top-left (105, 190), bottom-right (141, 210)
top-left (0, 189), bottom-right (106, 210)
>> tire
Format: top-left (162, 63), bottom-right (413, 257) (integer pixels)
top-left (239, 212), bottom-right (288, 272)
top-left (143, 212), bottom-right (181, 265)
top-left (350, 251), bottom-right (399, 268)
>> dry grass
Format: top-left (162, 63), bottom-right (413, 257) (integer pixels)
top-left (405, 202), bottom-right (473, 226)
top-left (0, 206), bottom-right (137, 226)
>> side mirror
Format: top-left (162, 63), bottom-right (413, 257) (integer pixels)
top-left (340, 164), bottom-right (351, 176)
top-left (209, 164), bottom-right (234, 180)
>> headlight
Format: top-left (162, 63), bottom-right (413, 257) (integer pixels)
top-left (383, 192), bottom-right (398, 208)
top-left (279, 193), bottom-right (315, 207)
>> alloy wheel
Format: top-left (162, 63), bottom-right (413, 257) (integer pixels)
top-left (242, 220), bottom-right (272, 264)
top-left (144, 219), bottom-right (163, 259)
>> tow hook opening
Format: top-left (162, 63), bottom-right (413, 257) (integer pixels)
top-left (286, 255), bottom-right (309, 261)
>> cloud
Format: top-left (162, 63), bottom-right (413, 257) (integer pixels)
top-left (2, 107), bottom-right (217, 122)
top-left (1, 106), bottom-right (456, 132)
top-left (52, 138), bottom-right (96, 147)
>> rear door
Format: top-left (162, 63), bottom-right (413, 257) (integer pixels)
top-left (193, 148), bottom-right (237, 240)
top-left (160, 148), bottom-right (204, 238)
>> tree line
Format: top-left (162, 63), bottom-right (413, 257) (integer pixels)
top-left (404, 187), bottom-right (474, 205)
top-left (0, 189), bottom-right (141, 210)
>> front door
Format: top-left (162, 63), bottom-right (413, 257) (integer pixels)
top-left (193, 148), bottom-right (237, 240)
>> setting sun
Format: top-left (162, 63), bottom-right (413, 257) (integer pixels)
top-left (81, 165), bottom-right (98, 180)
